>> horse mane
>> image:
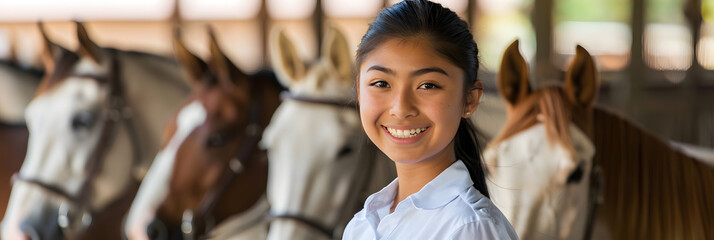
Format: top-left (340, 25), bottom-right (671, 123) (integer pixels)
top-left (592, 105), bottom-right (714, 239)
top-left (488, 87), bottom-right (576, 158)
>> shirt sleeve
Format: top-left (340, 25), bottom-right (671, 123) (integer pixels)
top-left (448, 220), bottom-right (519, 240)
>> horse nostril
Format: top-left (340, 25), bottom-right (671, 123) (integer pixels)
top-left (147, 218), bottom-right (168, 240)
top-left (20, 224), bottom-right (40, 240)
top-left (20, 206), bottom-right (63, 240)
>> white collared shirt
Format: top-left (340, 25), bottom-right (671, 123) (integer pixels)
top-left (342, 160), bottom-right (518, 240)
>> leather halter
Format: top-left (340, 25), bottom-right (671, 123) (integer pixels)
top-left (180, 77), bottom-right (266, 240)
top-left (265, 91), bottom-right (375, 239)
top-left (12, 49), bottom-right (142, 235)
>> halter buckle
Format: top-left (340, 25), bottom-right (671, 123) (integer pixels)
top-left (181, 209), bottom-right (195, 240)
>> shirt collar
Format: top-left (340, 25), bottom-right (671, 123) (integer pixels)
top-left (356, 160), bottom-right (474, 219)
top-left (410, 160), bottom-right (473, 210)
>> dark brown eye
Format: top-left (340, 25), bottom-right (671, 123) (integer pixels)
top-left (566, 162), bottom-right (585, 184)
top-left (337, 145), bottom-right (353, 158)
top-left (369, 80), bottom-right (389, 88)
top-left (206, 132), bottom-right (229, 148)
top-left (418, 83), bottom-right (440, 89)
top-left (71, 111), bottom-right (96, 131)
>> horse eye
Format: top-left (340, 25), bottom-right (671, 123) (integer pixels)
top-left (206, 132), bottom-right (229, 148)
top-left (71, 111), bottom-right (96, 130)
top-left (566, 162), bottom-right (585, 184)
top-left (337, 145), bottom-right (353, 158)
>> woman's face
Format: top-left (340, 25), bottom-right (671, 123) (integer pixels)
top-left (358, 38), bottom-right (473, 164)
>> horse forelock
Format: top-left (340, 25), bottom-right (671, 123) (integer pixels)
top-left (35, 51), bottom-right (80, 97)
top-left (490, 87), bottom-right (579, 159)
top-left (287, 62), bottom-right (353, 102)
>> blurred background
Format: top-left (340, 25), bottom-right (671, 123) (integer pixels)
top-left (0, 0), bottom-right (712, 147)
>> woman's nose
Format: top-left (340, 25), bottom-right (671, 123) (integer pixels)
top-left (389, 89), bottom-right (417, 119)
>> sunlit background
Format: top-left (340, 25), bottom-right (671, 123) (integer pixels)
top-left (0, 0), bottom-right (713, 147)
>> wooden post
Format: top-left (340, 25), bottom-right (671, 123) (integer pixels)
top-left (627, 0), bottom-right (646, 115)
top-left (313, 0), bottom-right (324, 56)
top-left (684, 0), bottom-right (703, 143)
top-left (466, 0), bottom-right (473, 25)
top-left (532, 0), bottom-right (554, 87)
top-left (259, 0), bottom-right (269, 67)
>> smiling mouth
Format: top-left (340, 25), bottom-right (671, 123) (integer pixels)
top-left (384, 126), bottom-right (428, 139)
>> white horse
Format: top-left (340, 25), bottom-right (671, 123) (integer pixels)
top-left (482, 41), bottom-right (597, 240)
top-left (1, 22), bottom-right (189, 240)
top-left (261, 26), bottom-right (395, 240)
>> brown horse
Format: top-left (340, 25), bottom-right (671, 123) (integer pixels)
top-left (486, 40), bottom-right (714, 240)
top-left (1, 22), bottom-right (189, 240)
top-left (124, 28), bottom-right (282, 240)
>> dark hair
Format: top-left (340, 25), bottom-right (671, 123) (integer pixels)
top-left (355, 0), bottom-right (489, 198)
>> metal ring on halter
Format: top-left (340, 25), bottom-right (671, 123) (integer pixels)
top-left (181, 209), bottom-right (195, 240)
top-left (229, 158), bottom-right (244, 174)
top-left (246, 123), bottom-right (261, 137)
top-left (57, 201), bottom-right (92, 238)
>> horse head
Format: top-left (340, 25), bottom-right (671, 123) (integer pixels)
top-left (261, 25), bottom-right (387, 240)
top-left (124, 27), bottom-right (281, 240)
top-left (2, 21), bottom-right (144, 240)
top-left (484, 40), bottom-right (599, 239)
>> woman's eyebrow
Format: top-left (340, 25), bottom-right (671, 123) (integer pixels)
top-left (410, 67), bottom-right (448, 77)
top-left (366, 65), bottom-right (395, 75)
top-left (366, 65), bottom-right (449, 77)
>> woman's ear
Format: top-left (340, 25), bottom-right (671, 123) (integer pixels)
top-left (463, 81), bottom-right (483, 118)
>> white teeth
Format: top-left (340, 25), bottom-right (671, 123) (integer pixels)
top-left (386, 127), bottom-right (427, 138)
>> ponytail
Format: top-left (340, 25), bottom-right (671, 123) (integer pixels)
top-left (454, 118), bottom-right (489, 198)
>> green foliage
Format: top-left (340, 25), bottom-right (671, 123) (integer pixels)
top-left (646, 0), bottom-right (686, 24)
top-left (704, 0), bottom-right (714, 24)
top-left (554, 0), bottom-right (630, 23)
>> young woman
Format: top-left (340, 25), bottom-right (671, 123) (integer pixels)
top-left (343, 0), bottom-right (518, 239)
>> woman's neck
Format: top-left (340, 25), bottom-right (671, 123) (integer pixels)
top-left (391, 144), bottom-right (457, 212)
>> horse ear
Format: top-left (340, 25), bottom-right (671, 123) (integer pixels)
top-left (76, 21), bottom-right (103, 64)
top-left (321, 25), bottom-right (352, 82)
top-left (208, 27), bottom-right (244, 86)
top-left (269, 26), bottom-right (306, 88)
top-left (498, 40), bottom-right (531, 105)
top-left (173, 27), bottom-right (208, 83)
top-left (564, 45), bottom-right (599, 106)
top-left (38, 22), bottom-right (65, 73)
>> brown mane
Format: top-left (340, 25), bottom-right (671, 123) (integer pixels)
top-left (592, 105), bottom-right (714, 239)
top-left (492, 40), bottom-right (714, 239)
top-left (489, 87), bottom-right (577, 158)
